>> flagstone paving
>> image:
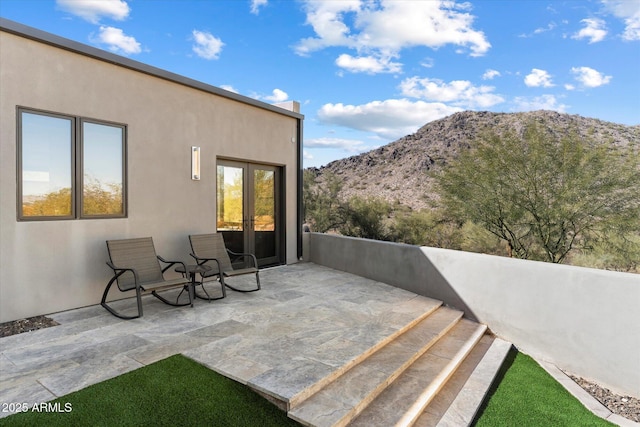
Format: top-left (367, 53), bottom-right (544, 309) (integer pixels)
top-left (0, 263), bottom-right (441, 419)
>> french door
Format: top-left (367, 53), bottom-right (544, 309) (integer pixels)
top-left (216, 160), bottom-right (283, 267)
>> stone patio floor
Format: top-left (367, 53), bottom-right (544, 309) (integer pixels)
top-left (0, 262), bottom-right (441, 419)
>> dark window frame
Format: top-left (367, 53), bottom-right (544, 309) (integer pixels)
top-left (17, 107), bottom-right (128, 221)
top-left (78, 118), bottom-right (128, 219)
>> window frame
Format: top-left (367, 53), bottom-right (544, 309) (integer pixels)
top-left (17, 107), bottom-right (128, 221)
top-left (78, 118), bottom-right (128, 219)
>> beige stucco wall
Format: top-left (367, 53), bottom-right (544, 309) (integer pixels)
top-left (0, 30), bottom-right (302, 322)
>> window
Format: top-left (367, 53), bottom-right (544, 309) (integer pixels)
top-left (18, 108), bottom-right (127, 220)
top-left (80, 121), bottom-right (126, 217)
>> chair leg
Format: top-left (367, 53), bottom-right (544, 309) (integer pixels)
top-left (101, 278), bottom-right (142, 320)
top-left (200, 280), bottom-right (212, 300)
top-left (221, 276), bottom-right (227, 298)
top-left (191, 275), bottom-right (226, 301)
top-left (152, 290), bottom-right (192, 307)
top-left (221, 272), bottom-right (260, 293)
top-left (135, 287), bottom-right (144, 318)
top-left (175, 286), bottom-right (187, 303)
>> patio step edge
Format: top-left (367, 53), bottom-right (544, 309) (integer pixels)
top-left (287, 298), bottom-right (444, 409)
top-left (288, 306), bottom-right (464, 427)
top-left (395, 323), bottom-right (487, 427)
top-left (346, 320), bottom-right (487, 427)
top-left (431, 337), bottom-right (512, 427)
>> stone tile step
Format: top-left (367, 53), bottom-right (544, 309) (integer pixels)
top-left (347, 319), bottom-right (487, 427)
top-left (288, 306), bottom-right (464, 427)
top-left (414, 336), bottom-right (511, 427)
top-left (282, 297), bottom-right (444, 410)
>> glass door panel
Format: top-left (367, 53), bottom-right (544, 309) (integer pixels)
top-left (216, 160), bottom-right (282, 267)
top-left (252, 167), bottom-right (276, 262)
top-left (216, 164), bottom-right (244, 254)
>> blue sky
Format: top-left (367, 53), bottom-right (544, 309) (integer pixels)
top-left (1, 0), bottom-right (639, 167)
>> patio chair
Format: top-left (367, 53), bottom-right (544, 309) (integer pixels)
top-left (102, 237), bottom-right (193, 319)
top-left (189, 233), bottom-right (261, 293)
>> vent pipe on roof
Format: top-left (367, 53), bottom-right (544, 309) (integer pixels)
top-left (273, 101), bottom-right (300, 113)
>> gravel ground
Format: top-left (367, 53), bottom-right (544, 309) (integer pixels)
top-left (1, 316), bottom-right (638, 423)
top-left (568, 374), bottom-right (640, 423)
top-left (0, 315), bottom-right (59, 337)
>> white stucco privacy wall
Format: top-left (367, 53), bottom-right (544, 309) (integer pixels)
top-left (306, 232), bottom-right (640, 398)
top-left (0, 20), bottom-right (303, 323)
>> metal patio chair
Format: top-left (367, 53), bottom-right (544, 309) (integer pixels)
top-left (189, 233), bottom-right (261, 293)
top-left (102, 237), bottom-right (193, 319)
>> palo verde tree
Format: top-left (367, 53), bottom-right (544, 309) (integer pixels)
top-left (303, 170), bottom-right (393, 240)
top-left (303, 170), bottom-right (346, 233)
top-left (436, 121), bottom-right (640, 264)
top-left (340, 196), bottom-right (393, 241)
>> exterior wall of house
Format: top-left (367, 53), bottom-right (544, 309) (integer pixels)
top-left (306, 232), bottom-right (640, 398)
top-left (0, 25), bottom-right (302, 323)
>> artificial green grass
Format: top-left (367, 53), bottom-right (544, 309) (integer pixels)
top-left (0, 354), bottom-right (300, 427)
top-left (1, 351), bottom-right (616, 426)
top-left (473, 350), bottom-right (614, 427)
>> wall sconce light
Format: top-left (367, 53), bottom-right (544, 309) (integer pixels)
top-left (191, 146), bottom-right (201, 180)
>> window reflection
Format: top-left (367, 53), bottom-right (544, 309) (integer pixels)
top-left (21, 112), bottom-right (73, 217)
top-left (82, 122), bottom-right (124, 216)
top-left (18, 109), bottom-right (127, 220)
top-left (217, 166), bottom-right (244, 231)
top-left (254, 169), bottom-right (275, 231)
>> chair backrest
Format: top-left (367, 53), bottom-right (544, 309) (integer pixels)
top-left (189, 233), bottom-right (233, 273)
top-left (106, 237), bottom-right (164, 291)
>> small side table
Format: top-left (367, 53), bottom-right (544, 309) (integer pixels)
top-left (175, 264), bottom-right (225, 301)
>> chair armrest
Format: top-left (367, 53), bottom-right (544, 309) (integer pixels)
top-left (106, 261), bottom-right (141, 289)
top-left (107, 260), bottom-right (136, 275)
top-left (226, 250), bottom-right (258, 268)
top-left (190, 253), bottom-right (223, 272)
top-left (157, 255), bottom-right (186, 275)
top-left (189, 253), bottom-right (217, 265)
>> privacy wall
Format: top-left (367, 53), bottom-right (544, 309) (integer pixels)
top-left (306, 232), bottom-right (640, 398)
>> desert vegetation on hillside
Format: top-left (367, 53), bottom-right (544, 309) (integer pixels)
top-left (304, 111), bottom-right (640, 272)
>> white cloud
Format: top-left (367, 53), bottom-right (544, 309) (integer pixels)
top-left (572, 18), bottom-right (607, 43)
top-left (295, 0), bottom-right (490, 74)
top-left (93, 26), bottom-right (141, 54)
top-left (303, 150), bottom-right (314, 161)
top-left (250, 0), bottom-right (268, 15)
top-left (534, 22), bottom-right (557, 34)
top-left (263, 88), bottom-right (289, 102)
top-left (335, 53), bottom-right (402, 74)
top-left (519, 22), bottom-right (557, 37)
top-left (564, 84), bottom-right (576, 90)
top-left (524, 68), bottom-right (554, 87)
top-left (57, 0), bottom-right (130, 24)
top-left (482, 69), bottom-right (501, 80)
top-left (420, 57), bottom-right (435, 68)
top-left (601, 0), bottom-right (640, 41)
top-left (512, 95), bottom-right (568, 112)
top-left (305, 137), bottom-right (369, 153)
top-left (571, 66), bottom-right (612, 87)
top-left (220, 85), bottom-right (239, 93)
top-left (399, 77), bottom-right (504, 108)
top-left (295, 0), bottom-right (359, 56)
top-left (317, 99), bottom-right (462, 140)
top-left (192, 30), bottom-right (224, 60)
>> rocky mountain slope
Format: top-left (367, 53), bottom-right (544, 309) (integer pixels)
top-left (306, 110), bottom-right (640, 211)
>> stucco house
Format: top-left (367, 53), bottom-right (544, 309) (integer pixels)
top-left (0, 18), bottom-right (304, 323)
top-left (1, 18), bottom-right (638, 403)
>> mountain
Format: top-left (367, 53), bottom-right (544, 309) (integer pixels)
top-left (306, 110), bottom-right (640, 211)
